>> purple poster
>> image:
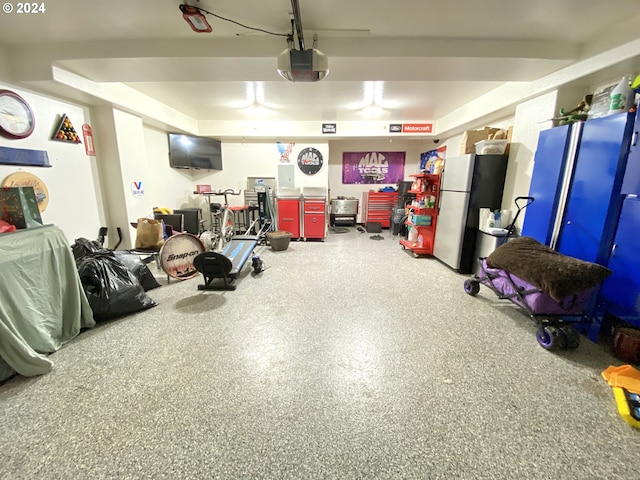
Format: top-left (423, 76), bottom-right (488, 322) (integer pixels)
top-left (342, 151), bottom-right (405, 184)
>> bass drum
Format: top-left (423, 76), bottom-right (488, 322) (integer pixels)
top-left (159, 233), bottom-right (205, 279)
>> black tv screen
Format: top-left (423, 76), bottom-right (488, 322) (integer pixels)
top-left (168, 133), bottom-right (222, 170)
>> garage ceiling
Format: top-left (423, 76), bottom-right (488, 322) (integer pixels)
top-left (1, 0), bottom-right (639, 135)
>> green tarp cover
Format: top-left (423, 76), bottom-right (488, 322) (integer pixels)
top-left (0, 225), bottom-right (95, 377)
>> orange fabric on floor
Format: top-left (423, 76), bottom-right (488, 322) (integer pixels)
top-left (602, 364), bottom-right (640, 394)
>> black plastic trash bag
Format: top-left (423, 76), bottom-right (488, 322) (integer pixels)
top-left (114, 251), bottom-right (161, 291)
top-left (72, 237), bottom-right (108, 262)
top-left (72, 237), bottom-right (160, 292)
top-left (77, 252), bottom-right (157, 321)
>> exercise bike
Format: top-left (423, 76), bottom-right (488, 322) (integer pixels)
top-left (199, 189), bottom-right (240, 252)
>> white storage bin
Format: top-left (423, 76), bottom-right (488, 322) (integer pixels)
top-left (475, 139), bottom-right (508, 155)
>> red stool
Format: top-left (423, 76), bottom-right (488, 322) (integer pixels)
top-left (228, 206), bottom-right (248, 234)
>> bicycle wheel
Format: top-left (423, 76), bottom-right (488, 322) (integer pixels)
top-left (218, 209), bottom-right (235, 250)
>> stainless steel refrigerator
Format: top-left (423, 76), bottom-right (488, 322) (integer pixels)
top-left (433, 153), bottom-right (508, 273)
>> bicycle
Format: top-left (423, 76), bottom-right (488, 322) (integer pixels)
top-left (200, 189), bottom-right (241, 251)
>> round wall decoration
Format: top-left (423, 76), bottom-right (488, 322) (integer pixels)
top-left (297, 147), bottom-right (323, 175)
top-left (0, 90), bottom-right (35, 139)
top-left (1, 171), bottom-right (49, 212)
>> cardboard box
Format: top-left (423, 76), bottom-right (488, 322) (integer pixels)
top-left (461, 126), bottom-right (512, 155)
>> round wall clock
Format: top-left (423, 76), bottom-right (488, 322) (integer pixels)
top-left (297, 147), bottom-right (323, 175)
top-left (0, 90), bottom-right (35, 139)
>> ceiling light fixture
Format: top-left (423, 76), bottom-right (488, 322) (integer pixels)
top-left (277, 0), bottom-right (329, 82)
top-left (362, 103), bottom-right (385, 117)
top-left (179, 4), bottom-right (212, 33)
top-left (352, 82), bottom-right (389, 117)
top-left (241, 82), bottom-right (273, 116)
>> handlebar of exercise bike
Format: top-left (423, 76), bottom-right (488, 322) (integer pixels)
top-left (215, 189), bottom-right (241, 196)
top-left (209, 189), bottom-right (241, 207)
top-left (194, 189), bottom-right (241, 196)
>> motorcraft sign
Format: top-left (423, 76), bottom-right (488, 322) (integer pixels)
top-left (389, 123), bottom-right (433, 133)
top-left (342, 151), bottom-right (405, 184)
top-left (402, 123), bottom-right (433, 133)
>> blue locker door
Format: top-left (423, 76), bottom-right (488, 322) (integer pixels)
top-left (521, 124), bottom-right (573, 244)
top-left (599, 197), bottom-right (640, 327)
top-left (621, 107), bottom-right (640, 195)
top-left (555, 112), bottom-right (633, 264)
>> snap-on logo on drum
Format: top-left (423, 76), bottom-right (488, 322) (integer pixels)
top-left (166, 250), bottom-right (199, 262)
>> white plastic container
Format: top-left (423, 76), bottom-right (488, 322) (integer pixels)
top-left (474, 139), bottom-right (508, 155)
top-left (408, 226), bottom-right (418, 243)
top-left (608, 76), bottom-right (634, 115)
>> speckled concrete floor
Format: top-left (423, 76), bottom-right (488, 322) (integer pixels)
top-left (1, 227), bottom-right (639, 479)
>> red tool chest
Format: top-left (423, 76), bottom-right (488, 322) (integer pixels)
top-left (361, 191), bottom-right (398, 228)
top-left (303, 198), bottom-right (326, 240)
top-left (277, 198), bottom-right (301, 238)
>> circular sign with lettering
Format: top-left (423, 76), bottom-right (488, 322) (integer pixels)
top-left (2, 171), bottom-right (49, 212)
top-left (297, 147), bottom-right (323, 175)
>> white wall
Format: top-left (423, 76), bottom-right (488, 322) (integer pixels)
top-left (505, 91), bottom-right (559, 215)
top-left (0, 46), bottom-right (10, 81)
top-left (0, 83), bottom-right (103, 243)
top-left (92, 106), bottom-right (128, 248)
top-left (142, 127), bottom-right (196, 212)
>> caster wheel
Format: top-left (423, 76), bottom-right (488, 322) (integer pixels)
top-left (536, 325), bottom-right (568, 351)
top-left (558, 324), bottom-right (580, 349)
top-left (463, 279), bottom-right (480, 296)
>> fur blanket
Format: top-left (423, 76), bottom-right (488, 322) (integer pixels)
top-left (486, 236), bottom-right (612, 303)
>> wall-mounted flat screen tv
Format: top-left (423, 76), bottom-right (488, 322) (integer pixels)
top-left (168, 133), bottom-right (222, 170)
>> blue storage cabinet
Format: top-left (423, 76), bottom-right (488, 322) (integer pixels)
top-left (621, 107), bottom-right (640, 195)
top-left (555, 113), bottom-right (634, 264)
top-left (522, 110), bottom-right (639, 340)
top-left (521, 123), bottom-right (575, 245)
top-left (599, 197), bottom-right (640, 327)
top-left (598, 106), bottom-right (640, 329)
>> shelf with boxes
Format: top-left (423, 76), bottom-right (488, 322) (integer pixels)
top-left (399, 173), bottom-right (440, 256)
